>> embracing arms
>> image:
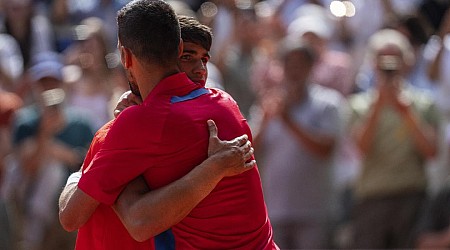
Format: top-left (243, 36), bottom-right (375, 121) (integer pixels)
top-left (58, 119), bottom-right (255, 233)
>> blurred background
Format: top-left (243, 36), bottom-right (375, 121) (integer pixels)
top-left (1, 0), bottom-right (450, 249)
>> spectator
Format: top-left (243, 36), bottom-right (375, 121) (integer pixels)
top-left (347, 28), bottom-right (440, 249)
top-left (287, 4), bottom-right (355, 97)
top-left (254, 39), bottom-right (344, 249)
top-left (214, 6), bottom-right (262, 118)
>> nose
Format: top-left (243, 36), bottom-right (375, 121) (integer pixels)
top-left (194, 60), bottom-right (207, 76)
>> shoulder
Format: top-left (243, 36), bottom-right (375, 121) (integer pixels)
top-left (207, 88), bottom-right (238, 103)
top-left (106, 104), bottom-right (165, 145)
top-left (113, 105), bottom-right (148, 128)
top-left (94, 119), bottom-right (115, 142)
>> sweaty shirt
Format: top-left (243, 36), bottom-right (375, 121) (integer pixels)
top-left (79, 72), bottom-right (277, 249)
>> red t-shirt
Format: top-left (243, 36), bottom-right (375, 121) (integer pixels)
top-left (79, 73), bottom-right (278, 249)
top-left (76, 120), bottom-right (154, 250)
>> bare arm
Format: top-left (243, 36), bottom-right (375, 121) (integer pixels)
top-left (353, 89), bottom-right (387, 156)
top-left (112, 120), bottom-right (255, 242)
top-left (58, 174), bottom-right (100, 231)
top-left (58, 119), bottom-right (254, 235)
top-left (59, 90), bottom-right (144, 231)
top-left (392, 95), bottom-right (437, 159)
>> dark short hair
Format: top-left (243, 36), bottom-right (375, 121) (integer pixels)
top-left (117, 0), bottom-right (180, 67)
top-left (179, 15), bottom-right (212, 51)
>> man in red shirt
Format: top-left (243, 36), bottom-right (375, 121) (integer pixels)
top-left (60, 1), bottom-right (277, 249)
top-left (59, 14), bottom-right (255, 250)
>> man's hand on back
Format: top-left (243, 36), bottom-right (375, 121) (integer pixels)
top-left (206, 119), bottom-right (255, 177)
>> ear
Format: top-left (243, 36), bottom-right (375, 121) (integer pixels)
top-left (120, 46), bottom-right (133, 69)
top-left (178, 38), bottom-right (184, 58)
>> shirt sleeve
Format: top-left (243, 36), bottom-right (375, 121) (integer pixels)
top-left (78, 106), bottom-right (165, 205)
top-left (81, 120), bottom-right (114, 172)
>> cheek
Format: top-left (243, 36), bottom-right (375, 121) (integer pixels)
top-left (179, 62), bottom-right (195, 74)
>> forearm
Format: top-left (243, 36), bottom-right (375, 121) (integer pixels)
top-left (355, 101), bottom-right (383, 155)
top-left (401, 109), bottom-right (437, 158)
top-left (114, 157), bottom-right (226, 242)
top-left (59, 172), bottom-right (99, 231)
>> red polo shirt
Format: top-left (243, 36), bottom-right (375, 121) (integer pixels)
top-left (79, 72), bottom-right (277, 249)
top-left (76, 120), bottom-right (154, 250)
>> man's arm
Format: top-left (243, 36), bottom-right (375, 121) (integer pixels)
top-left (58, 172), bottom-right (99, 231)
top-left (59, 91), bottom-right (145, 231)
top-left (112, 120), bottom-right (255, 242)
top-left (392, 98), bottom-right (437, 159)
top-left (58, 120), bottom-right (254, 233)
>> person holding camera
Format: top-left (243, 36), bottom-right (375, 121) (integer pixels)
top-left (346, 28), bottom-right (441, 249)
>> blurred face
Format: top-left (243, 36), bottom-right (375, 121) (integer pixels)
top-left (282, 49), bottom-right (314, 103)
top-left (301, 32), bottom-right (325, 55)
top-left (283, 50), bottom-right (313, 86)
top-left (178, 42), bottom-right (209, 86)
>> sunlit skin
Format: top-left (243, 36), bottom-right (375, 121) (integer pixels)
top-left (178, 42), bottom-right (210, 86)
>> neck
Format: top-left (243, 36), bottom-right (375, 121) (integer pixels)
top-left (135, 62), bottom-right (180, 100)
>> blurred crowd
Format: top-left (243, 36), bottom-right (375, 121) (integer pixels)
top-left (0, 0), bottom-right (450, 249)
